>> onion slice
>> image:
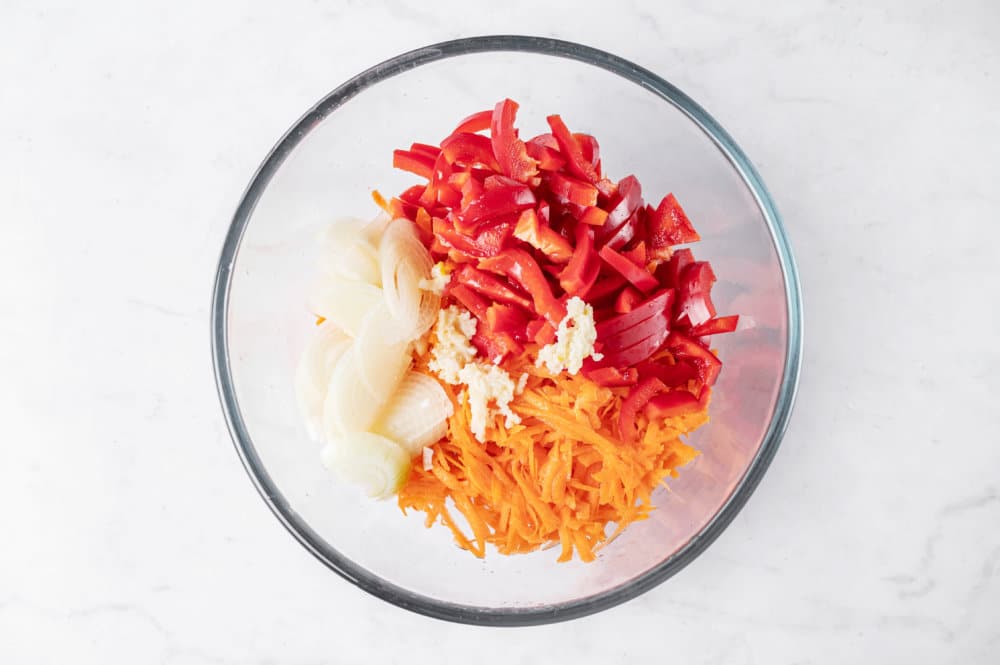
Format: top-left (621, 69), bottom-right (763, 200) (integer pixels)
top-left (294, 322), bottom-right (350, 441)
top-left (321, 432), bottom-right (410, 499)
top-left (307, 276), bottom-right (383, 337)
top-left (378, 218), bottom-right (439, 341)
top-left (373, 372), bottom-right (453, 455)
top-left (321, 218), bottom-right (381, 285)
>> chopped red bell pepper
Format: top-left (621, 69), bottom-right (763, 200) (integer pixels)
top-left (619, 377), bottom-right (668, 441)
top-left (614, 286), bottom-right (643, 314)
top-left (666, 331), bottom-right (722, 393)
top-left (657, 247), bottom-right (694, 288)
top-left (392, 149), bottom-right (436, 179)
top-left (478, 248), bottom-right (567, 326)
top-left (573, 133), bottom-right (601, 174)
top-left (513, 208), bottom-right (573, 264)
top-left (457, 179), bottom-right (536, 232)
top-left (598, 245), bottom-right (659, 294)
top-left (558, 223), bottom-right (600, 297)
top-left (453, 264), bottom-right (533, 311)
top-left (486, 302), bottom-right (530, 341)
top-left (583, 366), bottom-right (638, 387)
top-left (675, 261), bottom-right (717, 327)
top-left (409, 142), bottom-right (442, 159)
top-left (398, 184), bottom-right (426, 205)
top-left (648, 193), bottom-right (700, 257)
top-left (452, 109), bottom-right (493, 135)
top-left (578, 206), bottom-right (609, 226)
top-left (472, 329), bottom-right (522, 364)
top-left (688, 315), bottom-right (739, 336)
top-left (622, 241), bottom-right (647, 267)
top-left (491, 98), bottom-right (539, 183)
top-left (525, 134), bottom-right (566, 171)
top-left (436, 218), bottom-right (514, 258)
top-left (448, 283), bottom-right (490, 321)
top-left (595, 289), bottom-right (674, 339)
top-left (546, 172), bottom-right (599, 207)
top-left (636, 359), bottom-right (699, 389)
top-left (644, 388), bottom-right (709, 420)
top-left (440, 132), bottom-right (501, 171)
top-left (584, 271), bottom-right (627, 303)
top-left (526, 319), bottom-right (557, 345)
top-left (546, 115), bottom-right (599, 183)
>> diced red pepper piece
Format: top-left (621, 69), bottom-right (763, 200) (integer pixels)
top-left (392, 149), bottom-right (436, 179)
top-left (596, 322), bottom-right (671, 369)
top-left (622, 241), bottom-right (647, 268)
top-left (666, 331), bottom-right (722, 393)
top-left (595, 289), bottom-right (675, 339)
top-left (675, 261), bottom-right (717, 327)
top-left (460, 176), bottom-right (485, 210)
top-left (558, 223), bottom-right (601, 297)
top-left (491, 98), bottom-right (539, 183)
top-left (644, 388), bottom-right (709, 420)
top-left (478, 248), bottom-right (567, 326)
top-left (440, 132), bottom-right (502, 171)
top-left (486, 302), bottom-right (529, 341)
top-left (546, 114), bottom-right (599, 183)
top-left (595, 178), bottom-right (617, 200)
top-left (604, 208), bottom-right (642, 250)
top-left (618, 377), bottom-right (668, 441)
top-left (648, 193), bottom-right (700, 257)
top-left (452, 109), bottom-right (493, 135)
top-left (599, 244), bottom-right (659, 294)
top-left (448, 283), bottom-right (490, 321)
top-left (513, 208), bottom-right (573, 263)
top-left (457, 178), bottom-right (536, 231)
top-left (688, 315), bottom-right (739, 337)
top-left (583, 366), bottom-right (638, 387)
top-left (546, 172), bottom-right (599, 207)
top-left (584, 271), bottom-right (627, 303)
top-left (657, 247), bottom-right (694, 288)
top-left (636, 360), bottom-right (699, 389)
top-left (614, 286), bottom-right (643, 314)
top-left (525, 136), bottom-right (566, 171)
top-left (453, 264), bottom-right (533, 311)
top-left (436, 218), bottom-right (514, 258)
top-left (472, 329), bottom-right (522, 364)
top-left (579, 206), bottom-right (609, 226)
top-left (573, 133), bottom-right (600, 174)
top-left (526, 319), bottom-right (557, 345)
top-left (601, 175), bottom-right (643, 238)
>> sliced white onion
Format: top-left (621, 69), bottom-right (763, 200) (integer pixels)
top-left (361, 211), bottom-right (391, 245)
top-left (294, 322), bottom-right (350, 441)
top-left (307, 276), bottom-right (383, 337)
top-left (322, 344), bottom-right (384, 436)
top-left (321, 432), bottom-right (410, 499)
top-left (378, 218), bottom-right (439, 341)
top-left (355, 302), bottom-right (413, 399)
top-left (373, 372), bottom-right (453, 455)
top-left (321, 219), bottom-right (381, 285)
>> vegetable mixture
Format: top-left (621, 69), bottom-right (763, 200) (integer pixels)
top-left (297, 99), bottom-right (737, 562)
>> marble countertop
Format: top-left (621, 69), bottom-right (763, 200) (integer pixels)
top-left (3, 1), bottom-right (997, 662)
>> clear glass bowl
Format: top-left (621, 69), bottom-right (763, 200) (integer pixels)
top-left (211, 36), bottom-right (802, 625)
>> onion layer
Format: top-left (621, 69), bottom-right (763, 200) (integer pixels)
top-left (373, 372), bottom-right (453, 455)
top-left (321, 432), bottom-right (410, 499)
top-left (378, 218), bottom-right (439, 341)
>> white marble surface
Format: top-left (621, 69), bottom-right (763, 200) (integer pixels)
top-left (2, 0), bottom-right (998, 662)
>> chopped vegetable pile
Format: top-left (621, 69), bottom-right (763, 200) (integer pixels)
top-left (298, 98), bottom-right (738, 563)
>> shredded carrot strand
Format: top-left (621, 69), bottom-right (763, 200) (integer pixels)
top-left (398, 343), bottom-right (710, 562)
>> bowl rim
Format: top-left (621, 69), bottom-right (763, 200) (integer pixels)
top-left (211, 35), bottom-right (803, 626)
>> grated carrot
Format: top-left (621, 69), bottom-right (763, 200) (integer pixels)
top-left (397, 343), bottom-right (710, 563)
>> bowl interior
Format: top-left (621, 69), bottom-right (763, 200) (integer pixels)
top-left (218, 40), bottom-right (796, 621)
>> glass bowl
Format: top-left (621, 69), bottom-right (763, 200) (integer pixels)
top-left (211, 36), bottom-right (802, 626)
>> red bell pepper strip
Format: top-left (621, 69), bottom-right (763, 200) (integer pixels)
top-left (657, 247), bottom-right (694, 288)
top-left (675, 261), bottom-right (717, 327)
top-left (644, 388), bottom-right (709, 420)
top-left (558, 223), bottom-right (601, 297)
top-left (513, 208), bottom-right (573, 263)
top-left (392, 149), bottom-right (436, 179)
top-left (666, 331), bottom-right (722, 393)
top-left (409, 142), bottom-right (442, 159)
top-left (546, 172), bottom-right (599, 207)
top-left (601, 310), bottom-right (670, 354)
top-left (546, 114), bottom-right (599, 183)
top-left (622, 241), bottom-right (647, 268)
top-left (398, 184), bottom-right (425, 205)
top-left (614, 286), bottom-right (643, 314)
top-left (472, 329), bottom-right (523, 364)
top-left (584, 271), bottom-right (627, 303)
top-left (448, 283), bottom-right (490, 321)
top-left (478, 249), bottom-right (567, 326)
top-left (458, 178), bottom-right (536, 231)
top-left (453, 264), bottom-right (533, 311)
top-left (573, 133), bottom-right (600, 173)
top-left (598, 244), bottom-right (659, 294)
top-left (578, 206), bottom-right (609, 226)
top-left (618, 377), bottom-right (668, 441)
top-left (435, 219), bottom-right (514, 258)
top-left (597, 322), bottom-right (671, 369)
top-left (440, 132), bottom-right (501, 171)
top-left (583, 366), bottom-right (638, 387)
top-left (491, 98), bottom-right (539, 183)
top-left (596, 289), bottom-right (675, 339)
top-left (525, 136), bottom-right (566, 171)
top-left (602, 175), bottom-right (643, 238)
top-left (486, 302), bottom-right (530, 341)
top-left (452, 109), bottom-right (493, 135)
top-left (648, 193), bottom-right (700, 257)
top-left (688, 315), bottom-right (739, 336)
